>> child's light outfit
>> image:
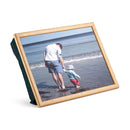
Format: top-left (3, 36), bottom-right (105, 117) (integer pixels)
top-left (63, 69), bottom-right (80, 85)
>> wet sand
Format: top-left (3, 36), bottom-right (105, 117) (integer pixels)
top-left (32, 56), bottom-right (113, 101)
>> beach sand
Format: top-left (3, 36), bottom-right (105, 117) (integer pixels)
top-left (31, 56), bottom-right (113, 101)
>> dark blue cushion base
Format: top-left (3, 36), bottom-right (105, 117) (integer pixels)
top-left (11, 39), bottom-right (37, 105)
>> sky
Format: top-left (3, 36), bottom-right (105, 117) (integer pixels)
top-left (20, 27), bottom-right (93, 45)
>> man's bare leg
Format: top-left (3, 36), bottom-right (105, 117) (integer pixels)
top-left (57, 73), bottom-right (66, 89)
top-left (52, 73), bottom-right (61, 89)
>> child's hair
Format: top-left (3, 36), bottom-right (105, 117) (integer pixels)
top-left (67, 65), bottom-right (74, 70)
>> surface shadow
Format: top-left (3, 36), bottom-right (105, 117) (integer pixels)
top-left (14, 99), bottom-right (38, 108)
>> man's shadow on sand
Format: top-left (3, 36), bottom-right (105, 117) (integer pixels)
top-left (37, 82), bottom-right (73, 100)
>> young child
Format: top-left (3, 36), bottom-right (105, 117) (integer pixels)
top-left (63, 65), bottom-right (80, 88)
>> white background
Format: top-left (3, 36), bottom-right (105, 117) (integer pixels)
top-left (0, 0), bottom-right (130, 130)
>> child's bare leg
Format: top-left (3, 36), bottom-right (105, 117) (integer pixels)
top-left (76, 85), bottom-right (80, 89)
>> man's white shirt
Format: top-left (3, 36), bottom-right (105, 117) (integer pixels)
top-left (44, 44), bottom-right (62, 61)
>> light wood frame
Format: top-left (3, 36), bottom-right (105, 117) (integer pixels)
top-left (14, 22), bottom-right (119, 107)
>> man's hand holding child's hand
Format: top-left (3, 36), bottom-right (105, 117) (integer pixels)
top-left (62, 65), bottom-right (65, 69)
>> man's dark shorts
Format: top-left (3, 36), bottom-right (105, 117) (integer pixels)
top-left (45, 60), bottom-right (63, 73)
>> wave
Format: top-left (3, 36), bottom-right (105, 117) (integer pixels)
top-left (64, 55), bottom-right (102, 64)
top-left (30, 51), bottom-right (103, 70)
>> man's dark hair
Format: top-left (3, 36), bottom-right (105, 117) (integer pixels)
top-left (56, 43), bottom-right (63, 49)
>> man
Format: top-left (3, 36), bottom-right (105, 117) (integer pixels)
top-left (44, 43), bottom-right (66, 90)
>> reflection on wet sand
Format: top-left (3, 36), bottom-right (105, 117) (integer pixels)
top-left (38, 87), bottom-right (90, 101)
